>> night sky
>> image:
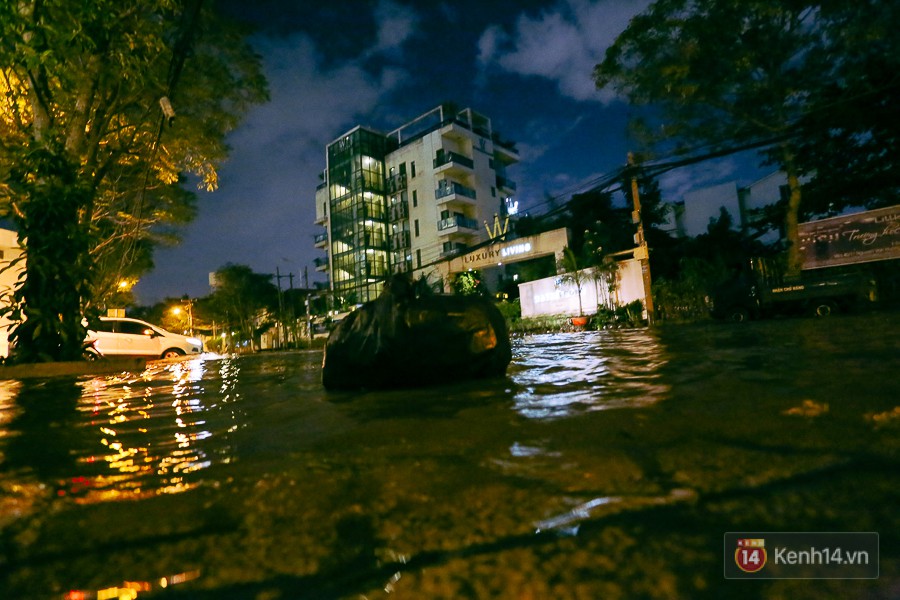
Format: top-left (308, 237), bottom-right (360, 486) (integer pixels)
top-left (134, 0), bottom-right (769, 304)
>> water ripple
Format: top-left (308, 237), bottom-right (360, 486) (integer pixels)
top-left (509, 330), bottom-right (670, 419)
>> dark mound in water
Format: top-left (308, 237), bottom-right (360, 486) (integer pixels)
top-left (322, 276), bottom-right (511, 390)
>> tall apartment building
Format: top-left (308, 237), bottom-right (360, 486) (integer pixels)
top-left (314, 104), bottom-right (519, 305)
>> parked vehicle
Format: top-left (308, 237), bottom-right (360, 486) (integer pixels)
top-left (711, 257), bottom-right (878, 321)
top-left (86, 317), bottom-right (202, 359)
top-left (712, 205), bottom-right (898, 321)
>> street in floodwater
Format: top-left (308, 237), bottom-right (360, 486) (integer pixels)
top-left (1, 313), bottom-right (898, 599)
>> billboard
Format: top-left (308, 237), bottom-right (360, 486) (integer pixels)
top-left (798, 204), bottom-right (900, 270)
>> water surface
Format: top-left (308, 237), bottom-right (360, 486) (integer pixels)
top-left (1, 314), bottom-right (898, 599)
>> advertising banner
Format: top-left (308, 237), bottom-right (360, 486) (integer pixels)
top-left (798, 205), bottom-right (900, 270)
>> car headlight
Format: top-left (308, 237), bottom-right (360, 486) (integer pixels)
top-left (187, 337), bottom-right (203, 346)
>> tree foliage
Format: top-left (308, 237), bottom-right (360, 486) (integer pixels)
top-left (651, 209), bottom-right (767, 321)
top-left (792, 1), bottom-right (900, 212)
top-left (0, 0), bottom-right (268, 361)
top-left (450, 271), bottom-right (490, 298)
top-left (594, 0), bottom-right (900, 274)
top-left (204, 264), bottom-right (278, 352)
top-left (556, 246), bottom-right (590, 317)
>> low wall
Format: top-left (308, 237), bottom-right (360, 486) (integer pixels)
top-left (518, 258), bottom-right (646, 319)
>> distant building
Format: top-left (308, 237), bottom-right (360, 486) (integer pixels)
top-left (313, 103), bottom-right (519, 304)
top-left (679, 181), bottom-right (741, 236)
top-left (0, 228), bottom-right (24, 358)
top-left (669, 172), bottom-right (794, 241)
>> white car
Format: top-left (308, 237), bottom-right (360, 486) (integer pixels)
top-left (86, 317), bottom-right (203, 359)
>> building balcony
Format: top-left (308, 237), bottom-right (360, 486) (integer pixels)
top-left (440, 243), bottom-right (468, 259)
top-left (440, 120), bottom-right (476, 144)
top-left (314, 256), bottom-right (329, 272)
top-left (389, 200), bottom-right (409, 222)
top-left (435, 180), bottom-right (477, 207)
top-left (391, 230), bottom-right (411, 250)
top-left (433, 150), bottom-right (474, 177)
top-left (386, 172), bottom-right (408, 193)
top-left (315, 185), bottom-right (329, 225)
top-left (496, 174), bottom-right (517, 193)
top-left (437, 215), bottom-right (479, 236)
top-left (492, 134), bottom-right (519, 163)
top-left (314, 231), bottom-right (328, 248)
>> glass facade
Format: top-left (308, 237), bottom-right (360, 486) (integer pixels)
top-left (326, 128), bottom-right (395, 304)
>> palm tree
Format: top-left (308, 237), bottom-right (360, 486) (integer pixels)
top-left (558, 246), bottom-right (588, 317)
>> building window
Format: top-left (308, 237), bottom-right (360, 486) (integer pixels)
top-left (491, 187), bottom-right (496, 197)
top-left (416, 249), bottom-right (422, 268)
top-left (400, 162), bottom-right (407, 176)
top-left (411, 161), bottom-right (416, 178)
top-left (414, 219), bottom-right (420, 237)
top-left (412, 190), bottom-right (417, 207)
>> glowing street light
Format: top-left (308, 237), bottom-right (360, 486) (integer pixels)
top-left (170, 300), bottom-right (194, 336)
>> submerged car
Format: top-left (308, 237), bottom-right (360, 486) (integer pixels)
top-left (86, 317), bottom-right (203, 359)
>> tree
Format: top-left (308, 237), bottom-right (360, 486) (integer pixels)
top-left (557, 246), bottom-right (592, 317)
top-left (594, 0), bottom-right (836, 275)
top-left (791, 1), bottom-right (900, 212)
top-left (565, 188), bottom-right (633, 258)
top-left (651, 208), bottom-right (768, 320)
top-left (205, 264), bottom-right (278, 352)
top-left (450, 271), bottom-right (489, 297)
top-left (0, 1), bottom-right (268, 362)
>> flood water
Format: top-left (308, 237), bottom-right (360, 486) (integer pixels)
top-left (1, 313), bottom-right (898, 599)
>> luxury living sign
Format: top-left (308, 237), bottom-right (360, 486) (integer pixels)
top-left (798, 204), bottom-right (900, 269)
top-left (461, 241), bottom-right (534, 268)
top-left (447, 228), bottom-right (571, 273)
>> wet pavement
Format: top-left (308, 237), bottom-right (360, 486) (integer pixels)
top-left (1, 312), bottom-right (898, 599)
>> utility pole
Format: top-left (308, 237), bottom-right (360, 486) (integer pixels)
top-left (628, 152), bottom-right (655, 324)
top-left (287, 271), bottom-right (295, 346)
top-left (275, 266), bottom-right (286, 348)
top-left (304, 267), bottom-right (313, 344)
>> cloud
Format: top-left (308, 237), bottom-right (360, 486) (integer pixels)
top-left (369, 0), bottom-right (419, 57)
top-left (659, 157), bottom-right (742, 200)
top-left (478, 0), bottom-right (650, 103)
top-left (136, 21), bottom-right (412, 302)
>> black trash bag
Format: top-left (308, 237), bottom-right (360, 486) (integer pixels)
top-left (322, 276), bottom-right (511, 390)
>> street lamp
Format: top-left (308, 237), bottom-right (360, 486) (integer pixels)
top-left (171, 299), bottom-right (194, 336)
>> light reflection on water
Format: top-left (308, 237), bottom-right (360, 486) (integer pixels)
top-left (0, 355), bottom-right (246, 504)
top-left (0, 332), bottom-right (674, 507)
top-left (509, 329), bottom-right (670, 419)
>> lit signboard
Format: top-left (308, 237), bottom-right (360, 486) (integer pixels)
top-left (449, 228), bottom-right (570, 272)
top-left (798, 204), bottom-right (900, 269)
